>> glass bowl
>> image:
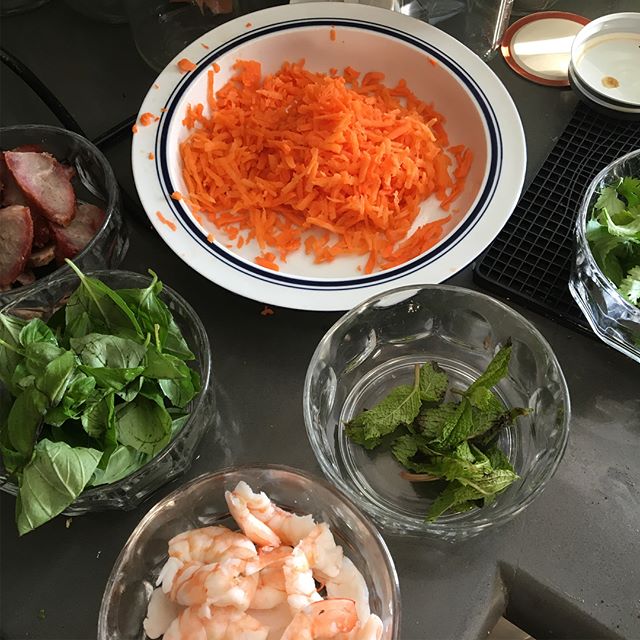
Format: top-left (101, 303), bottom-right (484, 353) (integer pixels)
top-left (0, 124), bottom-right (128, 307)
top-left (0, 269), bottom-right (214, 513)
top-left (569, 149), bottom-right (640, 363)
top-left (98, 465), bottom-right (401, 639)
top-left (304, 285), bottom-right (571, 540)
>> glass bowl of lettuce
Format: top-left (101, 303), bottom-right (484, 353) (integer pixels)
top-left (570, 149), bottom-right (640, 363)
top-left (0, 266), bottom-right (214, 535)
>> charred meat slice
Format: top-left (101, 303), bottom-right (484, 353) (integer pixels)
top-left (0, 205), bottom-right (34, 286)
top-left (4, 151), bottom-right (76, 226)
top-left (50, 202), bottom-right (105, 262)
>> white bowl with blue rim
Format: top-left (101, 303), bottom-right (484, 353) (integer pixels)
top-left (131, 2), bottom-right (526, 311)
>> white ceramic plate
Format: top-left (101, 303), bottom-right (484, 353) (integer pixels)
top-left (132, 2), bottom-right (526, 311)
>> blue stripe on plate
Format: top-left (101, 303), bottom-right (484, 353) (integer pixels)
top-left (155, 17), bottom-right (502, 291)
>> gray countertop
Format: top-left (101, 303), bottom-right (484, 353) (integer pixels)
top-left (1, 1), bottom-right (639, 639)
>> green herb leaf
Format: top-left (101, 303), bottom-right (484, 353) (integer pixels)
top-left (36, 350), bottom-right (77, 407)
top-left (595, 184), bottom-right (626, 216)
top-left (15, 439), bottom-right (101, 535)
top-left (24, 342), bottom-right (66, 375)
top-left (346, 366), bottom-right (422, 448)
top-left (144, 349), bottom-right (187, 379)
top-left (414, 402), bottom-right (459, 440)
top-left (90, 444), bottom-right (148, 487)
top-left (0, 314), bottom-right (27, 386)
top-left (437, 400), bottom-right (473, 446)
top-left (19, 319), bottom-right (58, 348)
top-left (70, 333), bottom-right (146, 369)
top-left (391, 434), bottom-right (419, 468)
top-left (7, 388), bottom-right (48, 461)
top-left (418, 362), bottom-right (448, 403)
top-left (485, 444), bottom-right (515, 472)
top-left (618, 266), bottom-right (640, 305)
top-left (465, 343), bottom-right (512, 404)
top-left (64, 261), bottom-right (142, 339)
top-left (158, 366), bottom-right (200, 409)
top-left (115, 396), bottom-right (172, 455)
top-left (601, 208), bottom-right (640, 239)
top-left (79, 366), bottom-right (145, 391)
top-left (81, 393), bottom-right (115, 438)
top-left (618, 177), bottom-right (640, 208)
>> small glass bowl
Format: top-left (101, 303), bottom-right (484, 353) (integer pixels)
top-left (98, 465), bottom-right (401, 639)
top-left (0, 269), bottom-right (214, 513)
top-left (569, 149), bottom-right (640, 363)
top-left (0, 124), bottom-right (128, 307)
top-left (304, 285), bottom-right (570, 540)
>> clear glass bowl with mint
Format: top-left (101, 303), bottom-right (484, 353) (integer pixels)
top-left (0, 268), bottom-right (213, 534)
top-left (304, 285), bottom-right (570, 539)
top-left (570, 149), bottom-right (640, 363)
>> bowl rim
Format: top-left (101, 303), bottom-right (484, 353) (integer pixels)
top-left (97, 463), bottom-right (402, 639)
top-left (303, 283), bottom-right (572, 535)
top-left (573, 147), bottom-right (640, 320)
top-left (0, 268), bottom-right (212, 500)
top-left (0, 124), bottom-right (122, 300)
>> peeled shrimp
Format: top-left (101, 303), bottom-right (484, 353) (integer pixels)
top-left (326, 557), bottom-right (370, 621)
top-left (169, 526), bottom-right (257, 564)
top-left (297, 523), bottom-right (343, 581)
top-left (158, 556), bottom-right (258, 609)
top-left (283, 543), bottom-right (323, 611)
top-left (336, 614), bottom-right (384, 640)
top-left (163, 604), bottom-right (268, 640)
top-left (280, 598), bottom-right (358, 640)
top-left (226, 481), bottom-right (316, 547)
top-left (143, 588), bottom-right (180, 639)
top-left (250, 563), bottom-right (288, 609)
top-left (248, 602), bottom-right (293, 640)
top-left (245, 545), bottom-right (292, 577)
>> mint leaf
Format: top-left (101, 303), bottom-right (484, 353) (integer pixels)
top-left (391, 434), bottom-right (418, 468)
top-left (437, 400), bottom-right (473, 446)
top-left (485, 445), bottom-right (514, 472)
top-left (16, 439), bottom-right (101, 535)
top-left (466, 343), bottom-right (512, 401)
top-left (414, 402), bottom-right (459, 440)
top-left (346, 366), bottom-right (422, 448)
top-left (419, 362), bottom-right (448, 403)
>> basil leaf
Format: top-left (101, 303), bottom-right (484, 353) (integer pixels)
top-left (70, 333), bottom-right (146, 369)
top-left (15, 439), bottom-right (101, 535)
top-left (158, 367), bottom-right (199, 409)
top-left (24, 342), bottom-right (66, 375)
top-left (81, 393), bottom-right (115, 438)
top-left (64, 261), bottom-right (142, 339)
top-left (36, 350), bottom-right (77, 407)
top-left (7, 388), bottom-right (48, 461)
top-left (0, 314), bottom-right (27, 386)
top-left (116, 396), bottom-right (172, 455)
top-left (90, 445), bottom-right (148, 487)
top-left (144, 349), bottom-right (186, 379)
top-left (116, 377), bottom-right (143, 403)
top-left (170, 413), bottom-right (190, 437)
top-left (19, 318), bottom-right (58, 348)
top-left (79, 366), bottom-right (145, 391)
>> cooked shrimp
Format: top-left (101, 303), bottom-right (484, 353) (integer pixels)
top-left (250, 563), bottom-right (288, 609)
top-left (248, 602), bottom-right (294, 640)
top-left (163, 603), bottom-right (269, 640)
top-left (283, 543), bottom-right (323, 611)
top-left (326, 557), bottom-right (370, 621)
top-left (169, 525), bottom-right (257, 564)
top-left (143, 587), bottom-right (180, 639)
top-left (245, 545), bottom-right (292, 576)
top-left (226, 482), bottom-right (316, 547)
top-left (336, 614), bottom-right (384, 640)
top-left (297, 523), bottom-right (343, 581)
top-left (280, 598), bottom-right (358, 640)
top-left (158, 556), bottom-right (258, 609)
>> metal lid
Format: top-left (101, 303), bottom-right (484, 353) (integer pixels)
top-left (501, 11), bottom-right (589, 87)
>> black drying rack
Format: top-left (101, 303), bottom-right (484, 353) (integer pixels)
top-left (473, 101), bottom-right (640, 336)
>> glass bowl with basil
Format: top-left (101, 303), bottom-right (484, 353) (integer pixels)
top-left (304, 285), bottom-right (570, 540)
top-left (569, 149), bottom-right (640, 363)
top-left (0, 265), bottom-right (213, 535)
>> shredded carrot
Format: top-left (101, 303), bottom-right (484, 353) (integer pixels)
top-left (171, 191), bottom-right (183, 201)
top-left (148, 152), bottom-right (155, 160)
top-left (330, 27), bottom-right (336, 41)
top-left (428, 57), bottom-right (437, 67)
top-left (207, 232), bottom-right (215, 243)
top-left (207, 70), bottom-right (216, 112)
top-left (212, 62), bottom-right (221, 73)
top-left (153, 83), bottom-right (160, 89)
top-left (156, 211), bottom-right (176, 231)
top-left (260, 305), bottom-right (274, 316)
top-left (178, 60), bottom-right (470, 272)
top-left (178, 58), bottom-right (197, 73)
top-left (131, 124), bottom-right (138, 134)
top-left (245, 22), bottom-right (252, 28)
top-left (160, 107), bottom-right (168, 113)
top-left (140, 112), bottom-right (156, 126)
top-left (201, 43), bottom-right (210, 49)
